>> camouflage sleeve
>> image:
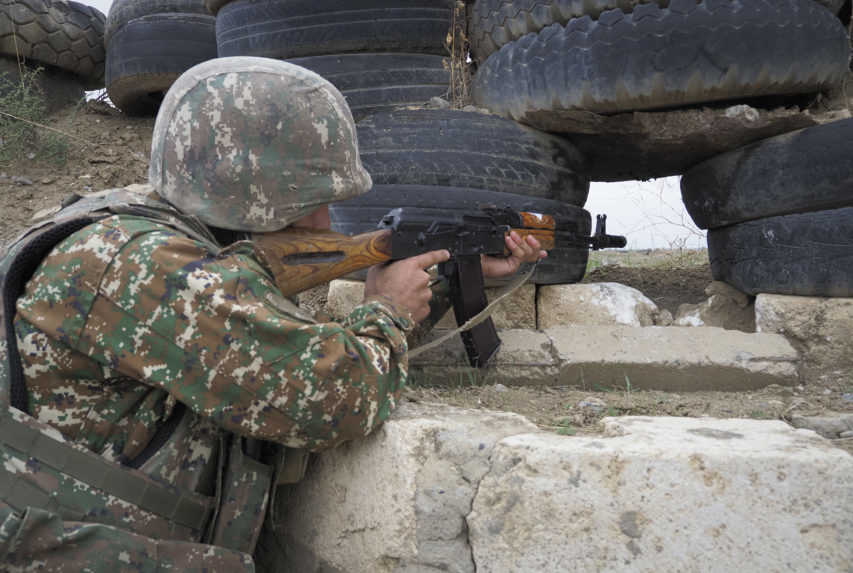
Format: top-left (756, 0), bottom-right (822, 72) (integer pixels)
top-left (15, 216), bottom-right (414, 451)
top-left (0, 501), bottom-right (254, 572)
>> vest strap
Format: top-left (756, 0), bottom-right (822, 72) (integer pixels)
top-left (0, 411), bottom-right (214, 532)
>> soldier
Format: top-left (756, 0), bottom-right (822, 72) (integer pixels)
top-left (0, 57), bottom-right (544, 571)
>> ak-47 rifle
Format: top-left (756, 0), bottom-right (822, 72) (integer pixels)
top-left (252, 206), bottom-right (626, 367)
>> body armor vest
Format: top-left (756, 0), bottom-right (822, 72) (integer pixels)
top-left (0, 186), bottom-right (274, 554)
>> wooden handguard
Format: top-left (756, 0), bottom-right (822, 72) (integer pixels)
top-left (252, 227), bottom-right (393, 296)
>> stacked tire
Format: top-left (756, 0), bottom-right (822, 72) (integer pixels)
top-left (681, 119), bottom-right (853, 297)
top-left (212, 0), bottom-right (597, 285)
top-left (105, 0), bottom-right (218, 115)
top-left (212, 0), bottom-right (455, 120)
top-left (467, 0), bottom-right (852, 297)
top-left (470, 0), bottom-right (849, 120)
top-left (0, 0), bottom-right (106, 109)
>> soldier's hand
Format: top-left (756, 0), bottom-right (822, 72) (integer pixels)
top-left (481, 231), bottom-right (547, 278)
top-left (365, 249), bottom-right (451, 323)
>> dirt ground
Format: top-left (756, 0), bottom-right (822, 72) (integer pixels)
top-left (2, 101), bottom-right (850, 454)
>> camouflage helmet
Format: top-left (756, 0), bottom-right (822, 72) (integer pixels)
top-left (149, 57), bottom-right (372, 232)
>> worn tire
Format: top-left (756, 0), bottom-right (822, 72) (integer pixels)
top-left (106, 13), bottom-right (217, 116)
top-left (708, 208), bottom-right (853, 297)
top-left (470, 0), bottom-right (649, 63)
top-left (330, 185), bottom-right (592, 285)
top-left (287, 53), bottom-right (450, 120)
top-left (0, 0), bottom-right (105, 88)
top-left (105, 0), bottom-right (210, 44)
top-left (682, 118), bottom-right (853, 229)
top-left (470, 0), bottom-right (851, 63)
top-left (472, 0), bottom-right (850, 117)
top-left (0, 55), bottom-right (83, 111)
top-left (356, 109), bottom-right (589, 204)
top-left (216, 0), bottom-right (453, 59)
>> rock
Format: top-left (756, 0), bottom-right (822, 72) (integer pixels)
top-left (327, 280), bottom-right (536, 329)
top-left (492, 383), bottom-right (508, 393)
top-left (724, 104), bottom-right (760, 122)
top-left (843, 393), bottom-right (853, 403)
top-left (427, 96), bottom-right (450, 109)
top-left (755, 294), bottom-right (853, 383)
top-left (436, 283), bottom-right (535, 330)
top-left (674, 281), bottom-right (755, 332)
top-left (326, 279), bottom-right (365, 320)
top-left (537, 282), bottom-right (659, 328)
top-left (549, 325), bottom-right (798, 391)
top-left (654, 309), bottom-right (673, 326)
top-left (788, 414), bottom-right (853, 439)
top-left (11, 176), bottom-right (33, 186)
top-left (841, 431), bottom-right (853, 439)
top-left (468, 417), bottom-right (853, 573)
top-left (274, 402), bottom-right (539, 573)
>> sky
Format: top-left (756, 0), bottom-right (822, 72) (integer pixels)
top-left (85, 0), bottom-right (706, 250)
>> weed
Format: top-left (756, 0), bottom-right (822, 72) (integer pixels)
top-left (0, 66), bottom-right (68, 165)
top-left (556, 417), bottom-right (577, 435)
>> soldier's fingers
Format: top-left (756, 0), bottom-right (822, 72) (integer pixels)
top-left (409, 249), bottom-right (451, 270)
top-left (524, 235), bottom-right (542, 250)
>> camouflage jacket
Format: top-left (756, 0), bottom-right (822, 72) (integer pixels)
top-left (0, 187), bottom-right (413, 571)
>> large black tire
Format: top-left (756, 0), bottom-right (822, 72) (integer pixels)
top-left (0, 55), bottom-right (83, 111)
top-left (330, 185), bottom-right (592, 285)
top-left (287, 53), bottom-right (450, 120)
top-left (216, 0), bottom-right (453, 59)
top-left (105, 13), bottom-right (217, 116)
top-left (105, 0), bottom-right (210, 44)
top-left (0, 0), bottom-right (105, 88)
top-left (470, 0), bottom-right (851, 64)
top-left (682, 118), bottom-right (853, 229)
top-left (472, 0), bottom-right (850, 118)
top-left (469, 0), bottom-right (646, 63)
top-left (356, 109), bottom-right (589, 205)
top-left (709, 208), bottom-right (853, 297)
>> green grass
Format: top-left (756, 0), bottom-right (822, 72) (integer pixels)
top-left (0, 66), bottom-right (68, 165)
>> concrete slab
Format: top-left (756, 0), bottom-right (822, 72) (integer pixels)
top-left (548, 325), bottom-right (799, 391)
top-left (469, 417), bottom-right (853, 573)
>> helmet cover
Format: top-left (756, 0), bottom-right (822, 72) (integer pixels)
top-left (149, 56), bottom-right (372, 231)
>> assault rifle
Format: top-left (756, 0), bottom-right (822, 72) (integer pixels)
top-left (252, 206), bottom-right (626, 367)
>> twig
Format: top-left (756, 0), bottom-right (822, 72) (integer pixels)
top-left (12, 29), bottom-right (24, 83)
top-left (0, 110), bottom-right (92, 145)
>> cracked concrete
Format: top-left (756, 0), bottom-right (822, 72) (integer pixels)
top-left (273, 402), bottom-right (537, 572)
top-left (274, 406), bottom-right (853, 572)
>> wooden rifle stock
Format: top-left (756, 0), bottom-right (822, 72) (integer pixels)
top-left (252, 227), bottom-right (394, 296)
top-left (252, 221), bottom-right (556, 298)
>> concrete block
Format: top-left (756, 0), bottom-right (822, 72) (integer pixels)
top-left (674, 281), bottom-right (755, 332)
top-left (274, 402), bottom-right (539, 573)
top-left (326, 279), bottom-right (365, 320)
top-left (755, 294), bottom-right (853, 383)
top-left (435, 283), bottom-right (536, 330)
top-left (548, 325), bottom-right (799, 391)
top-left (468, 417), bottom-right (853, 573)
top-left (409, 329), bottom-right (559, 385)
top-left (537, 283), bottom-right (660, 328)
